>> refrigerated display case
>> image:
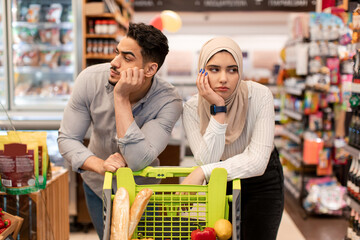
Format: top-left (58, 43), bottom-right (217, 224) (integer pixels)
top-left (7, 0), bottom-right (79, 110)
top-left (0, 1), bottom-right (7, 109)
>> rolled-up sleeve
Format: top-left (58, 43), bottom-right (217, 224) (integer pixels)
top-left (116, 99), bottom-right (183, 171)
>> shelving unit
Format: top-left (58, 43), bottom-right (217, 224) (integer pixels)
top-left (344, 143), bottom-right (360, 213)
top-left (82, 0), bottom-right (133, 69)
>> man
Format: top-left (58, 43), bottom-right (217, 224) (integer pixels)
top-left (58, 23), bottom-right (182, 239)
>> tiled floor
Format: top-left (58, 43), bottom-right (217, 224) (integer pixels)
top-left (69, 208), bottom-right (306, 240)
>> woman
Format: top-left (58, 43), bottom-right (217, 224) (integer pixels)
top-left (182, 37), bottom-right (284, 240)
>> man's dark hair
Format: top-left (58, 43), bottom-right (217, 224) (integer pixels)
top-left (127, 23), bottom-right (169, 71)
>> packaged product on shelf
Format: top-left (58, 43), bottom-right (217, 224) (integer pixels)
top-left (26, 4), bottom-right (41, 23)
top-left (303, 177), bottom-right (346, 215)
top-left (317, 148), bottom-right (332, 176)
top-left (61, 28), bottom-right (73, 44)
top-left (39, 50), bottom-right (61, 68)
top-left (60, 51), bottom-right (73, 66)
top-left (39, 28), bottom-right (60, 46)
top-left (7, 131), bottom-right (49, 189)
top-left (13, 27), bottom-right (37, 44)
top-left (0, 134), bottom-right (39, 194)
top-left (303, 132), bottom-right (324, 165)
top-left (14, 50), bottom-right (39, 67)
top-left (327, 58), bottom-right (340, 85)
top-left (45, 3), bottom-right (63, 23)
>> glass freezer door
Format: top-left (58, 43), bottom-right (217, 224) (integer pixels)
top-left (9, 0), bottom-right (76, 110)
top-left (0, 1), bottom-right (7, 109)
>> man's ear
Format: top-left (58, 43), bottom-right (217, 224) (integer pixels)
top-left (144, 62), bottom-right (158, 78)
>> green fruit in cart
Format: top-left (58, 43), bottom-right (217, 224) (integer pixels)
top-left (214, 219), bottom-right (232, 240)
top-left (191, 224), bottom-right (216, 240)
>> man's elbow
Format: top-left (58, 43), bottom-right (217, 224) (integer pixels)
top-left (125, 153), bottom-right (155, 172)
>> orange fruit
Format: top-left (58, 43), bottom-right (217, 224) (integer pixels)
top-left (214, 219), bottom-right (232, 240)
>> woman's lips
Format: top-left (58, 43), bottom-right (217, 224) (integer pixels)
top-left (216, 87), bottom-right (229, 92)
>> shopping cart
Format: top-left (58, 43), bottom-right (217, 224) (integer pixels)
top-left (102, 166), bottom-right (240, 240)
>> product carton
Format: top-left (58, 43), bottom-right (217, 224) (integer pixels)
top-left (85, 2), bottom-right (105, 15)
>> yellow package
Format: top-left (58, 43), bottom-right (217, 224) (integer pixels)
top-left (0, 133), bottom-right (39, 195)
top-left (7, 131), bottom-right (49, 189)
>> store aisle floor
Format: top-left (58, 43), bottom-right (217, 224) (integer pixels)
top-left (284, 190), bottom-right (347, 240)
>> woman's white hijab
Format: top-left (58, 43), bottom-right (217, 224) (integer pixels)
top-left (197, 37), bottom-right (249, 144)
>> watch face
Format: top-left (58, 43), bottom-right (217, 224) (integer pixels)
top-left (210, 105), bottom-right (216, 115)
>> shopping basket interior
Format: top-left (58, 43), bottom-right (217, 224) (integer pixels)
top-left (102, 166), bottom-right (240, 240)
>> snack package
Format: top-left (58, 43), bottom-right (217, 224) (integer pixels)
top-left (13, 27), bottom-right (38, 44)
top-left (7, 131), bottom-right (49, 189)
top-left (14, 50), bottom-right (39, 67)
top-left (46, 3), bottom-right (63, 23)
top-left (61, 28), bottom-right (73, 44)
top-left (26, 4), bottom-right (41, 23)
top-left (60, 51), bottom-right (73, 66)
top-left (0, 134), bottom-right (39, 195)
top-left (39, 28), bottom-right (60, 45)
top-left (39, 50), bottom-right (61, 68)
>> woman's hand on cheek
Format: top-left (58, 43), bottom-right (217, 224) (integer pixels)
top-left (196, 70), bottom-right (225, 106)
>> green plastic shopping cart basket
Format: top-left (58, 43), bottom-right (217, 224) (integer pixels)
top-left (102, 166), bottom-right (240, 240)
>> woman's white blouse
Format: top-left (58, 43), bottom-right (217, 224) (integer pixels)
top-left (182, 81), bottom-right (275, 182)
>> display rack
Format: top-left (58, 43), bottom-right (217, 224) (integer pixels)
top-left (278, 12), bottom-right (352, 216)
top-left (82, 0), bottom-right (133, 69)
top-left (344, 144), bottom-right (360, 212)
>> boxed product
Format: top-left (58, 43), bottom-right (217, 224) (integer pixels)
top-left (85, 2), bottom-right (105, 15)
top-left (0, 211), bottom-right (24, 240)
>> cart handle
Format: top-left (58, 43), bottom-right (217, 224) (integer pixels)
top-left (132, 166), bottom-right (199, 178)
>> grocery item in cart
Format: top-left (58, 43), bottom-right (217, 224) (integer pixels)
top-left (111, 187), bottom-right (130, 240)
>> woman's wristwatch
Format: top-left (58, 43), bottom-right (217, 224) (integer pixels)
top-left (210, 104), bottom-right (227, 115)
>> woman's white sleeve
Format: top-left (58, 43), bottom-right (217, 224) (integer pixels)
top-left (182, 101), bottom-right (227, 166)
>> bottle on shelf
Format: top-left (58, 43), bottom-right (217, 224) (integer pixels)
top-left (348, 209), bottom-right (355, 240)
top-left (354, 212), bottom-right (359, 239)
top-left (354, 159), bottom-right (360, 201)
top-left (88, 19), bottom-right (95, 34)
top-left (348, 157), bottom-right (358, 198)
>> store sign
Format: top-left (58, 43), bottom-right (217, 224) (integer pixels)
top-left (134, 0), bottom-right (317, 12)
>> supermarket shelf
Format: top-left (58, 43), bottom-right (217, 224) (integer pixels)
top-left (284, 87), bottom-right (304, 96)
top-left (282, 128), bottom-right (302, 144)
top-left (346, 195), bottom-right (360, 213)
top-left (86, 54), bottom-right (116, 59)
top-left (14, 66), bottom-right (74, 74)
top-left (284, 176), bottom-right (300, 199)
top-left (86, 13), bottom-right (115, 18)
top-left (344, 143), bottom-right (360, 159)
top-left (86, 34), bottom-right (117, 39)
top-left (280, 149), bottom-right (301, 168)
top-left (12, 21), bottom-right (73, 29)
top-left (13, 43), bottom-right (74, 52)
top-left (283, 108), bottom-right (303, 121)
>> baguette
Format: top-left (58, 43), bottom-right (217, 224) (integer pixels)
top-left (128, 188), bottom-right (153, 239)
top-left (111, 187), bottom-right (130, 240)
